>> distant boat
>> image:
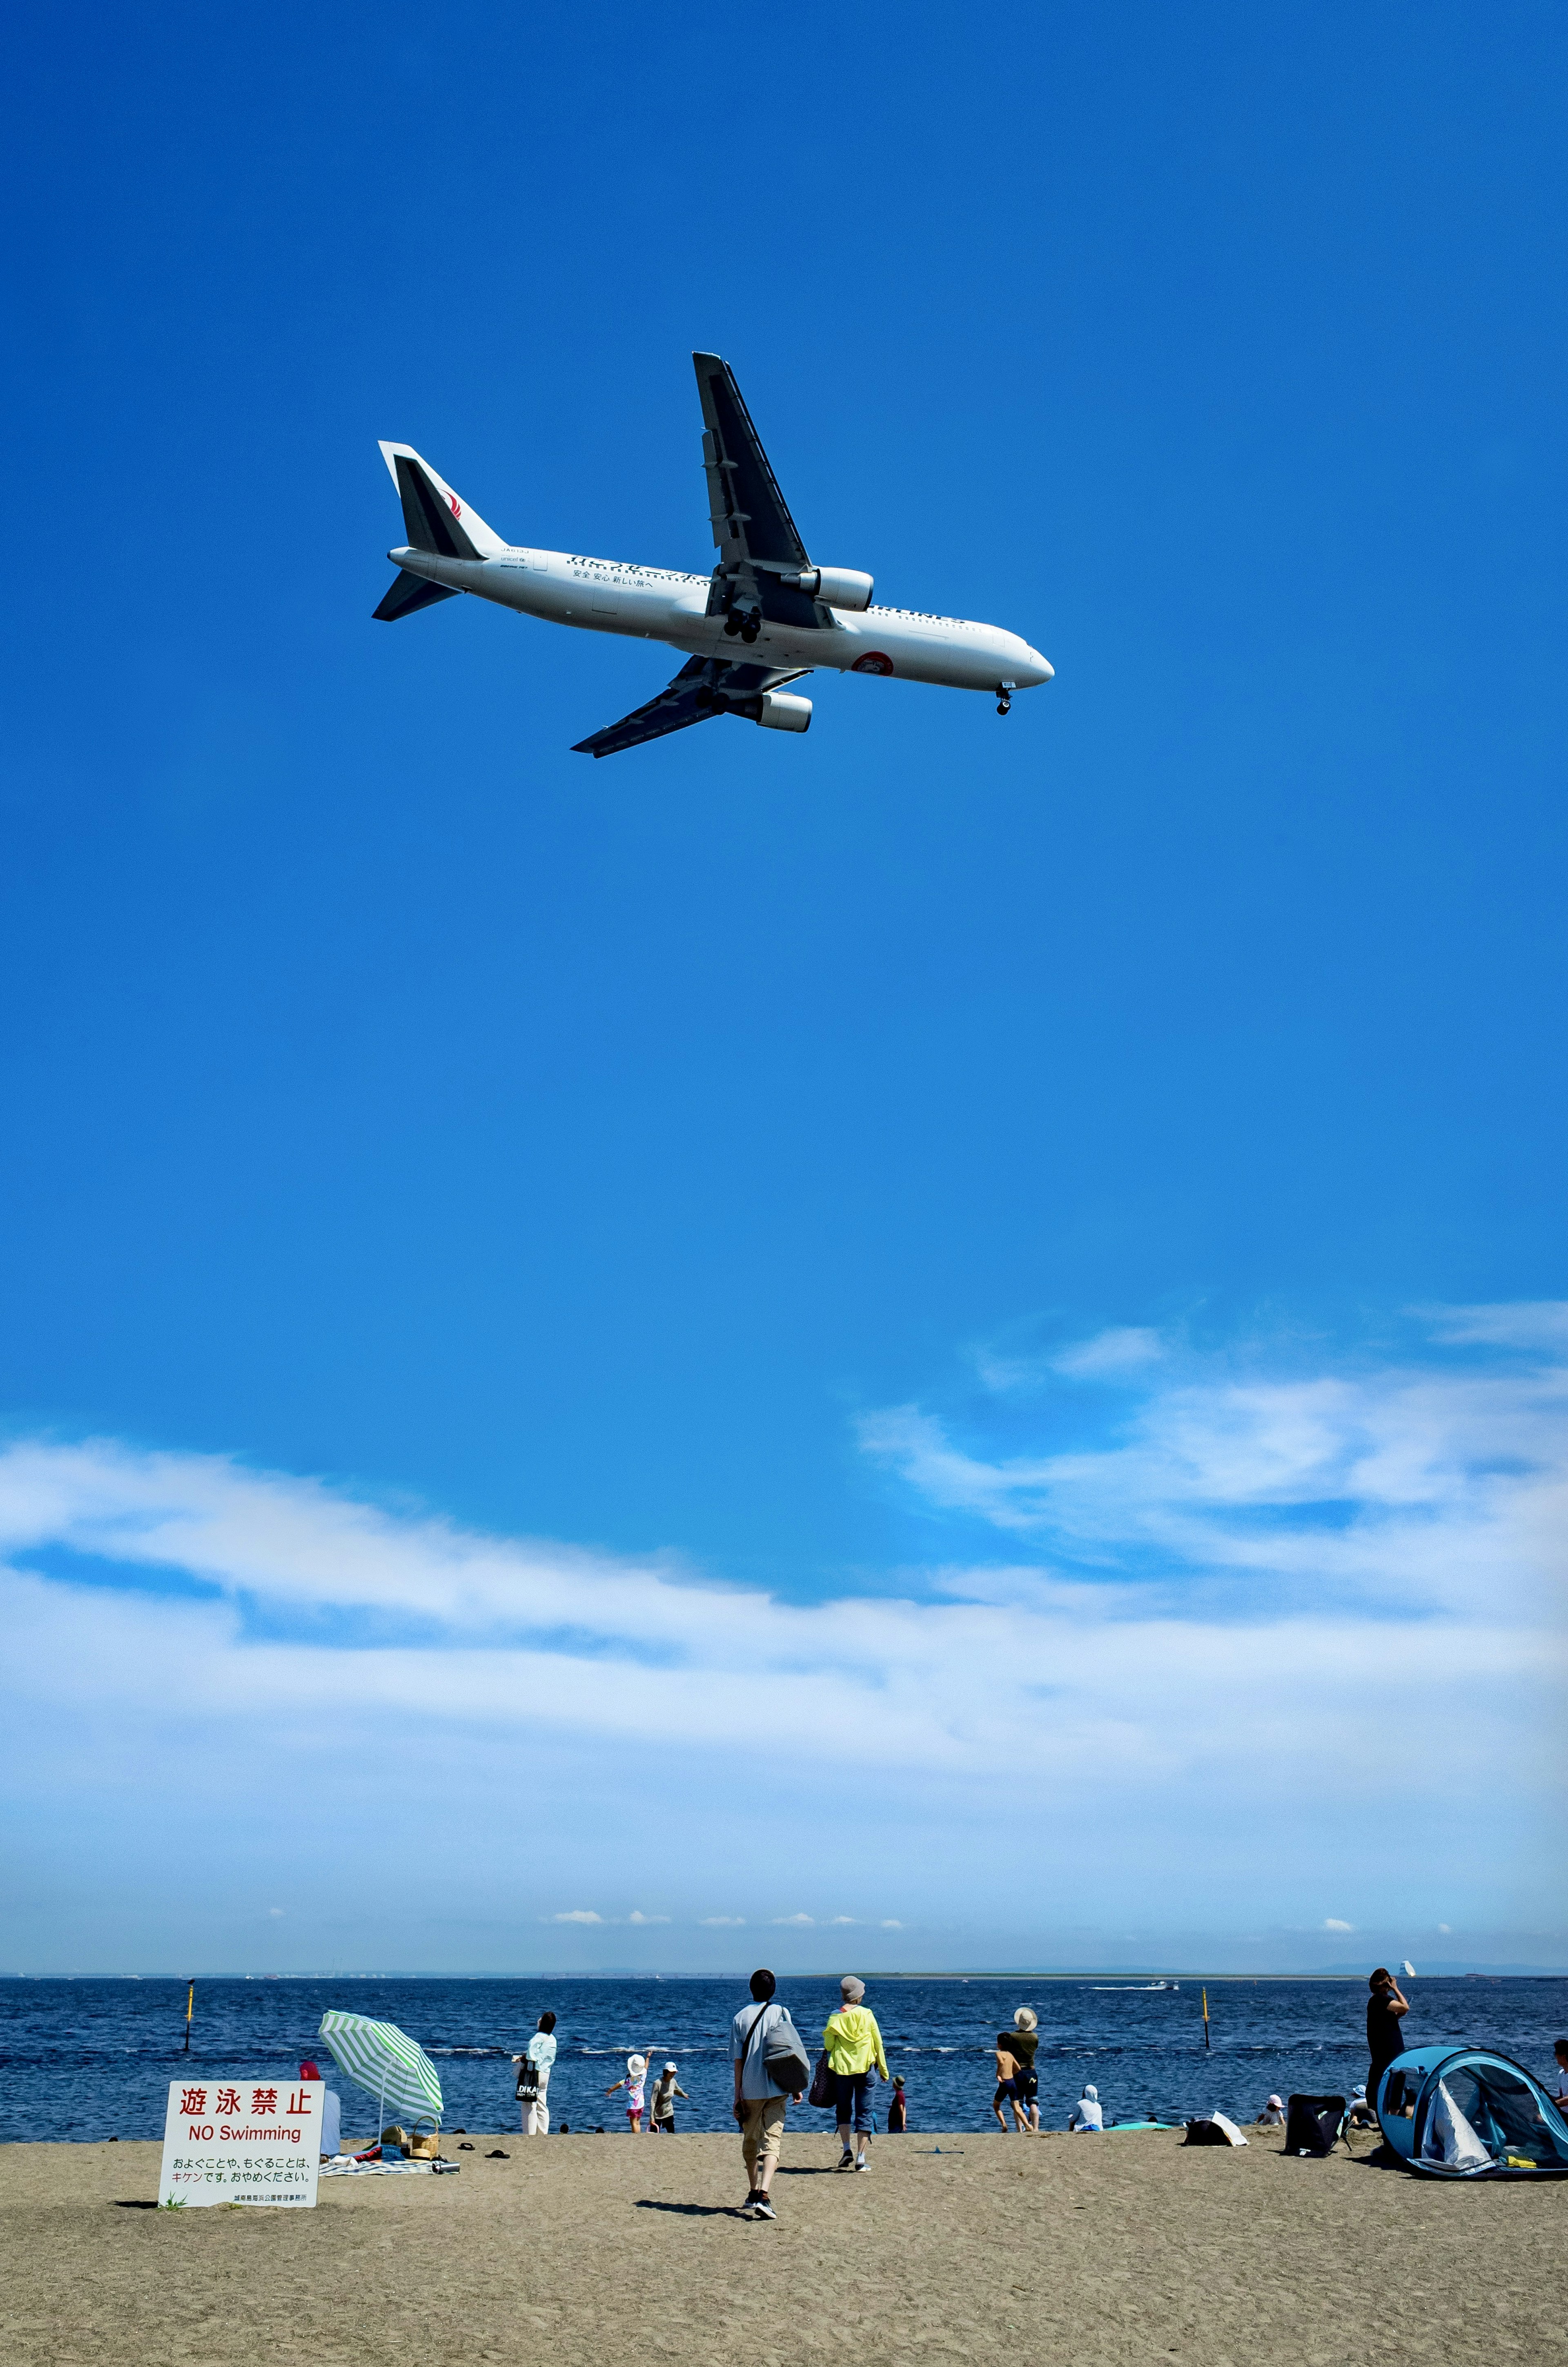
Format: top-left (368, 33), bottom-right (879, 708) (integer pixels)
top-left (1401, 1961), bottom-right (1417, 1977)
top-left (1091, 1980), bottom-right (1180, 1992)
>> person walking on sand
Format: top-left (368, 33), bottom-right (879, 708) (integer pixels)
top-left (886, 2074), bottom-right (908, 2132)
top-left (512, 2012), bottom-right (558, 2136)
top-left (606, 2051), bottom-right (653, 2131)
top-left (1366, 1968), bottom-right (1409, 2102)
top-left (1009, 2008), bottom-right (1041, 2134)
top-left (649, 2062), bottom-right (688, 2132)
top-left (824, 1975), bottom-right (889, 2172)
top-left (731, 1968), bottom-right (807, 2220)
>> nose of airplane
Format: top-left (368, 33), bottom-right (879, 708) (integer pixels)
top-left (1028, 650), bottom-right (1054, 686)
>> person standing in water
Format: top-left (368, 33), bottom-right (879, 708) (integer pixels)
top-left (1366, 1968), bottom-right (1409, 2104)
top-left (606, 2051), bottom-right (653, 2131)
top-left (649, 2062), bottom-right (688, 2132)
top-left (824, 1976), bottom-right (889, 2171)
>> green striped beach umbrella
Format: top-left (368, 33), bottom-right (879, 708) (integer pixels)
top-left (318, 2009), bottom-right (443, 2129)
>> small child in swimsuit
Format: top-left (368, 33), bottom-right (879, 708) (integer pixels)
top-left (605, 2051), bottom-right (651, 2131)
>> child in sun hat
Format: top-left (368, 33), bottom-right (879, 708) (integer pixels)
top-left (605, 2052), bottom-right (651, 2131)
top-left (649, 2062), bottom-right (688, 2132)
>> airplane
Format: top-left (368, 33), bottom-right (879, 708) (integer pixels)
top-left (373, 352), bottom-right (1053, 758)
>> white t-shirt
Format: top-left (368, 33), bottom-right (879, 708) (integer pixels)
top-left (1070, 2096), bottom-right (1104, 2130)
top-left (732, 2000), bottom-right (792, 2102)
top-left (526, 2033), bottom-right (557, 2074)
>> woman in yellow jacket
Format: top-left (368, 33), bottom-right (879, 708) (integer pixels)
top-left (823, 1976), bottom-right (889, 2171)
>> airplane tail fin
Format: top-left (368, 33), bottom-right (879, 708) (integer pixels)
top-left (377, 442), bottom-right (507, 562)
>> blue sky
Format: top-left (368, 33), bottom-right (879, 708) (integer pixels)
top-left (2, 1), bottom-right (1564, 1971)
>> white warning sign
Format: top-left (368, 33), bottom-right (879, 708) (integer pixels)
top-left (157, 2076), bottom-right (322, 2207)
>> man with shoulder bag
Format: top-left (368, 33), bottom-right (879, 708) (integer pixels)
top-left (730, 1968), bottom-right (809, 2219)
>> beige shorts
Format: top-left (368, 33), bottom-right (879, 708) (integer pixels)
top-left (739, 2095), bottom-right (787, 2173)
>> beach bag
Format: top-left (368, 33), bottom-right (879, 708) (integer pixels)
top-left (1285, 2095), bottom-right (1346, 2157)
top-left (407, 2116), bottom-right (441, 2160)
top-left (808, 2049), bottom-right (833, 2109)
top-left (515, 2056), bottom-right (540, 2103)
top-left (762, 2009), bottom-right (812, 2095)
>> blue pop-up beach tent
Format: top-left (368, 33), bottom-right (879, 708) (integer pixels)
top-left (1375, 2046), bottom-right (1568, 2178)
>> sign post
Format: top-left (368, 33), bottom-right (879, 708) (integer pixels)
top-left (157, 2077), bottom-right (322, 2207)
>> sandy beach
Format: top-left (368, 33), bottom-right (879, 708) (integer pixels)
top-left (3, 2120), bottom-right (1559, 2366)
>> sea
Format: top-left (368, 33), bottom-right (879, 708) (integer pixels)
top-left (4, 1975), bottom-right (1564, 2144)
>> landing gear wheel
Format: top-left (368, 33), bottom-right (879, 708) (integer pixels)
top-left (996, 694), bottom-right (1012, 716)
top-left (739, 615), bottom-right (761, 645)
top-left (723, 613), bottom-right (743, 638)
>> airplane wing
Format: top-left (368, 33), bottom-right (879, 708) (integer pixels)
top-left (693, 353), bottom-right (826, 633)
top-left (572, 655), bottom-right (811, 759)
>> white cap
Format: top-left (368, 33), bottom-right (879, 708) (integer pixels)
top-left (664, 2061), bottom-right (677, 2071)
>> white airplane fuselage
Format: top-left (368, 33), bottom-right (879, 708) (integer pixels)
top-left (388, 543), bottom-right (1054, 696)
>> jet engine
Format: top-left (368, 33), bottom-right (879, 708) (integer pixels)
top-left (781, 567), bottom-right (874, 611)
top-left (734, 690), bottom-right (812, 733)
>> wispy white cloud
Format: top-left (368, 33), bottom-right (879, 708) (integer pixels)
top-left (626, 1912), bottom-right (670, 1925)
top-left (0, 1309), bottom-right (1563, 1963)
top-left (1052, 1327), bottom-right (1167, 1379)
top-left (1419, 1300), bottom-right (1568, 1349)
top-left (1323, 1918), bottom-right (1354, 1932)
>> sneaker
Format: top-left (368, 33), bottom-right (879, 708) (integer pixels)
top-left (835, 2149), bottom-right (855, 2171)
top-left (855, 2153), bottom-right (869, 2171)
top-left (751, 2193), bottom-right (776, 2219)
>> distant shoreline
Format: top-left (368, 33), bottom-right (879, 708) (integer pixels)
top-left (3, 1968), bottom-right (1561, 1983)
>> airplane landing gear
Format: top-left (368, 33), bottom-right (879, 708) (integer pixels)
top-left (724, 606), bottom-right (763, 644)
top-left (996, 680), bottom-right (1015, 716)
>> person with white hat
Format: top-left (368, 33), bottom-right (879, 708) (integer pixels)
top-left (605, 2049), bottom-right (653, 2132)
top-left (649, 2062), bottom-right (688, 2133)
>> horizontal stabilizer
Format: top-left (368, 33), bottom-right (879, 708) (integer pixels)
top-left (373, 569), bottom-right (461, 622)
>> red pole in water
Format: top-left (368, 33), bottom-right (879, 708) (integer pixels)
top-left (1202, 1988), bottom-right (1211, 2051)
